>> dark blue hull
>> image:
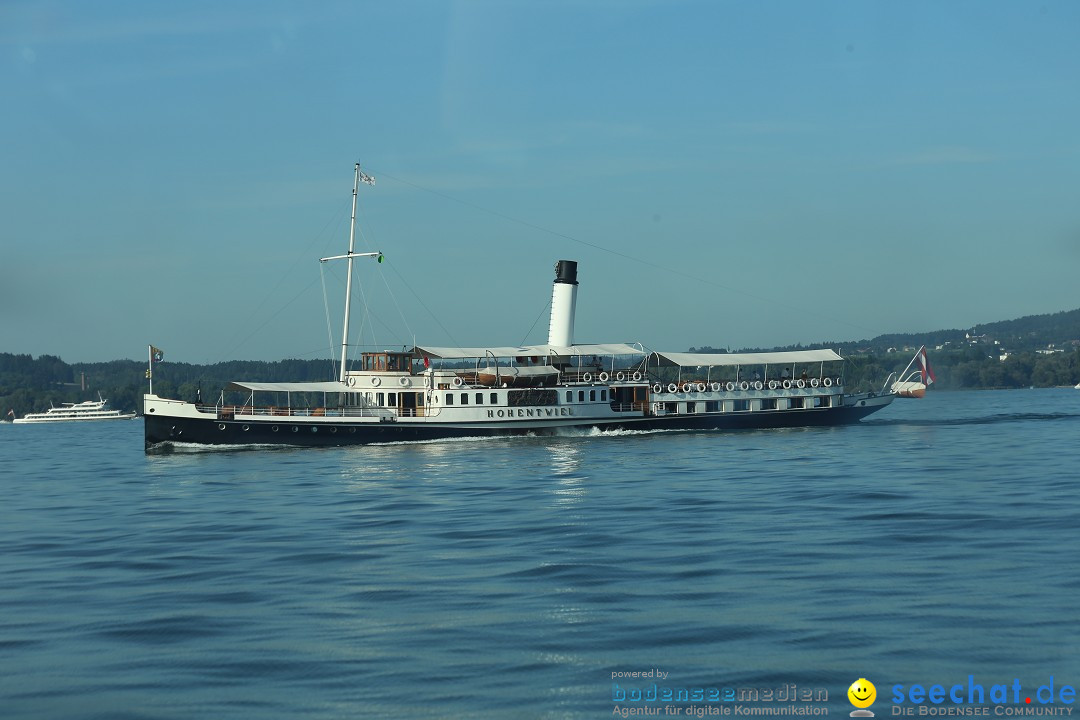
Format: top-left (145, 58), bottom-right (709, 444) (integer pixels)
top-left (144, 399), bottom-right (891, 450)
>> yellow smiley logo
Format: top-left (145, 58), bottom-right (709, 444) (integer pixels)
top-left (848, 678), bottom-right (876, 709)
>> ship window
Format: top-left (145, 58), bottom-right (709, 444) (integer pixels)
top-left (686, 401), bottom-right (696, 413)
top-left (376, 392), bottom-right (385, 406)
top-left (461, 393), bottom-right (469, 405)
top-left (705, 401), bottom-right (719, 412)
top-left (566, 391), bottom-right (573, 403)
top-left (446, 394), bottom-right (454, 405)
top-left (417, 393), bottom-right (425, 407)
top-left (589, 390), bottom-right (596, 402)
top-left (387, 393), bottom-right (397, 406)
top-left (733, 400), bottom-right (749, 412)
top-left (578, 391), bottom-right (585, 402)
top-left (761, 398), bottom-right (777, 410)
top-left (790, 397), bottom-right (804, 409)
top-left (365, 392), bottom-right (373, 403)
top-left (600, 390), bottom-right (606, 401)
top-left (476, 393), bottom-right (484, 405)
top-left (665, 402), bottom-right (678, 414)
top-left (490, 393), bottom-right (498, 404)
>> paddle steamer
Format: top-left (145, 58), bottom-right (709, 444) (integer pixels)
top-left (144, 166), bottom-right (895, 449)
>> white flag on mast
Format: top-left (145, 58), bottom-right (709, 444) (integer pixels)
top-left (359, 170), bottom-right (375, 186)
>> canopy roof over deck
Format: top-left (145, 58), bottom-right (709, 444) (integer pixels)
top-left (413, 343), bottom-right (644, 360)
top-left (224, 381), bottom-right (352, 393)
top-left (650, 349), bottom-right (843, 367)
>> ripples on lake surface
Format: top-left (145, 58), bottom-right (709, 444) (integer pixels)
top-left (2, 389), bottom-right (1078, 719)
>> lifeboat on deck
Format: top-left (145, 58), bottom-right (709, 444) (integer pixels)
top-left (476, 365), bottom-right (561, 388)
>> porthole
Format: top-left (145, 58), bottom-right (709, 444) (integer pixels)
top-left (349, 428), bottom-right (356, 434)
top-left (218, 423), bottom-right (226, 430)
top-left (311, 427), bottom-right (318, 433)
top-left (292, 426), bottom-right (299, 432)
top-left (272, 426), bottom-right (279, 432)
top-left (242, 425), bottom-right (250, 431)
top-left (329, 427), bottom-right (337, 433)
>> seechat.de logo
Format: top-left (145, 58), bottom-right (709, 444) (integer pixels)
top-left (849, 678), bottom-right (877, 717)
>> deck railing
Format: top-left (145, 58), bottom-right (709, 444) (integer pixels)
top-left (206, 405), bottom-right (397, 420)
top-left (609, 402), bottom-right (649, 413)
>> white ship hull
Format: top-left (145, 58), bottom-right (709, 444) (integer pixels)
top-left (14, 412), bottom-right (136, 424)
top-left (15, 398), bottom-right (136, 424)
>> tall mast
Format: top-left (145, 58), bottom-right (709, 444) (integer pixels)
top-left (320, 164), bottom-right (379, 384)
top-left (339, 164), bottom-right (361, 383)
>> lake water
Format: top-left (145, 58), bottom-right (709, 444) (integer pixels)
top-left (2, 388), bottom-right (1079, 719)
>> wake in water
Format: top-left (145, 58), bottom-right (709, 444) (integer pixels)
top-left (145, 441), bottom-right (297, 455)
top-left (553, 425), bottom-right (675, 439)
top-left (864, 411), bottom-right (1080, 428)
top-left (366, 434), bottom-right (521, 447)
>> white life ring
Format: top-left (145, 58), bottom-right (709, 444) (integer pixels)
top-left (653, 383), bottom-right (663, 393)
top-left (617, 372), bottom-right (626, 381)
top-left (399, 376), bottom-right (411, 387)
top-left (711, 382), bottom-right (722, 392)
top-left (370, 376), bottom-right (381, 387)
top-left (782, 379), bottom-right (792, 390)
top-left (836, 377), bottom-right (843, 386)
top-left (753, 381), bottom-right (763, 390)
top-left (797, 379), bottom-right (806, 389)
top-left (695, 383), bottom-right (706, 392)
top-left (810, 378), bottom-right (820, 388)
top-left (727, 382), bottom-right (736, 392)
top-left (452, 376), bottom-right (463, 388)
top-left (424, 376), bottom-right (432, 389)
top-left (583, 372), bottom-right (592, 382)
top-left (740, 381), bottom-right (750, 391)
top-left (347, 376), bottom-right (356, 387)
top-left (823, 377), bottom-right (832, 387)
top-left (668, 383), bottom-right (679, 393)
top-left (599, 372), bottom-right (610, 382)
top-left (768, 380), bottom-right (778, 390)
top-left (632, 372), bottom-right (642, 382)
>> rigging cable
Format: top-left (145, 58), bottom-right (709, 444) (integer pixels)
top-left (353, 195), bottom-right (416, 345)
top-left (206, 199), bottom-right (350, 365)
top-left (319, 261), bottom-right (338, 380)
top-left (519, 298), bottom-right (552, 347)
top-left (368, 167), bottom-right (877, 337)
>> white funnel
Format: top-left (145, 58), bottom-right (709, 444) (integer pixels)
top-left (547, 260), bottom-right (578, 347)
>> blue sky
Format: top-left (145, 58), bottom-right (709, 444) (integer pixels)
top-left (3, 1), bottom-right (1079, 363)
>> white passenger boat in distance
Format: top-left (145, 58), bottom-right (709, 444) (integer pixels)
top-left (15, 395), bottom-right (137, 424)
top-left (143, 164), bottom-right (896, 449)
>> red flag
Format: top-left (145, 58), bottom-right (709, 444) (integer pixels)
top-left (918, 347), bottom-right (936, 385)
top-left (423, 356), bottom-right (430, 369)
